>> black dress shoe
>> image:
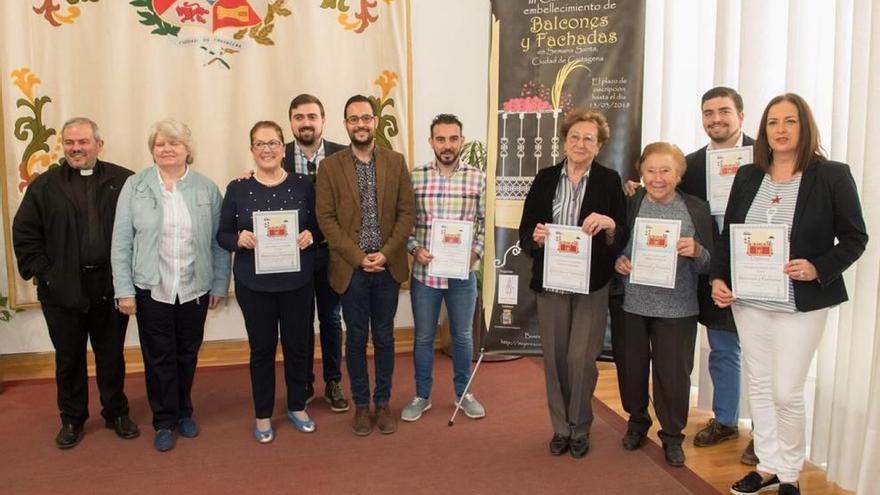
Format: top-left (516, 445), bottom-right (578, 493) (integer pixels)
top-left (549, 434), bottom-right (569, 455)
top-left (569, 436), bottom-right (590, 458)
top-left (730, 471), bottom-right (780, 495)
top-left (56, 423), bottom-right (84, 449)
top-left (622, 429), bottom-right (646, 450)
top-left (663, 442), bottom-right (686, 467)
top-left (105, 415), bottom-right (140, 439)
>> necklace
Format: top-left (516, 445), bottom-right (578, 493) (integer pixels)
top-left (255, 170), bottom-right (287, 186)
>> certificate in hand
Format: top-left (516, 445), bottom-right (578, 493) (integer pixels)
top-left (730, 224), bottom-right (789, 302)
top-left (253, 209), bottom-right (301, 274)
top-left (629, 217), bottom-right (681, 289)
top-left (542, 223), bottom-right (591, 294)
top-left (706, 145), bottom-right (753, 215)
top-left (427, 218), bottom-right (474, 280)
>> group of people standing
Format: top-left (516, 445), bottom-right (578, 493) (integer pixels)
top-left (519, 87), bottom-right (867, 495)
top-left (12, 86), bottom-right (867, 495)
top-left (12, 93), bottom-right (487, 453)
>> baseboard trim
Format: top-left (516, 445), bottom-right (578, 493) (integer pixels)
top-left (0, 327), bottom-right (419, 383)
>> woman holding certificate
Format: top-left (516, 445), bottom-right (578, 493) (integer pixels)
top-left (612, 142), bottom-right (714, 467)
top-left (217, 121), bottom-right (319, 444)
top-left (711, 94), bottom-right (867, 495)
top-left (111, 119), bottom-right (231, 452)
top-left (518, 109), bottom-right (627, 459)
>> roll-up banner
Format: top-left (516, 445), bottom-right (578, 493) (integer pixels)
top-left (482, 0), bottom-right (645, 355)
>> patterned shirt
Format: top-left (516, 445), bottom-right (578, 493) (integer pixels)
top-left (407, 160), bottom-right (486, 289)
top-left (546, 162), bottom-right (589, 295)
top-left (353, 150), bottom-right (382, 253)
top-left (292, 140), bottom-right (327, 180)
top-left (737, 173), bottom-right (801, 313)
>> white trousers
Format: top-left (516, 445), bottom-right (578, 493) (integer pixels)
top-left (732, 304), bottom-right (828, 483)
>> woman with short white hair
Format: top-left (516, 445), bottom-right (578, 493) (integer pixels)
top-left (111, 119), bottom-right (231, 452)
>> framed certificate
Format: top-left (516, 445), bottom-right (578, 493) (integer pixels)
top-left (542, 223), bottom-right (591, 294)
top-left (253, 209), bottom-right (301, 274)
top-left (427, 218), bottom-right (474, 280)
top-left (706, 145), bottom-right (753, 215)
top-left (629, 217), bottom-right (681, 289)
top-left (730, 223), bottom-right (789, 302)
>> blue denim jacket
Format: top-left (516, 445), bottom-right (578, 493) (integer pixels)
top-left (111, 165), bottom-right (231, 299)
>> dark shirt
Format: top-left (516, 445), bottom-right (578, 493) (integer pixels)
top-left (217, 173), bottom-right (318, 292)
top-left (353, 150), bottom-right (382, 253)
top-left (67, 169), bottom-right (108, 266)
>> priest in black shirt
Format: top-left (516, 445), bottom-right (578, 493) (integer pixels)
top-left (13, 117), bottom-right (139, 448)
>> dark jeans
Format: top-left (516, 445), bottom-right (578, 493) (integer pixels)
top-left (236, 280), bottom-right (313, 418)
top-left (134, 288), bottom-right (209, 431)
top-left (612, 311), bottom-right (698, 445)
top-left (339, 269), bottom-right (400, 406)
top-left (42, 268), bottom-right (129, 426)
top-left (306, 246), bottom-right (343, 385)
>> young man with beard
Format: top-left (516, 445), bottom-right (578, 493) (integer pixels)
top-left (401, 114), bottom-right (487, 422)
top-left (13, 118), bottom-right (139, 448)
top-left (281, 94), bottom-right (349, 412)
top-left (315, 95), bottom-right (415, 436)
top-left (624, 87), bottom-right (757, 464)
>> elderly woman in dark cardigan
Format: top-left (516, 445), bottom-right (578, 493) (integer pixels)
top-left (711, 94), bottom-right (867, 495)
top-left (612, 142), bottom-right (714, 468)
top-left (518, 108), bottom-right (627, 459)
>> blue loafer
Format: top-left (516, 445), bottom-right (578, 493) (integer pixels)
top-left (178, 418), bottom-right (200, 439)
top-left (287, 410), bottom-right (316, 433)
top-left (154, 429), bottom-right (175, 452)
top-left (254, 425), bottom-right (274, 444)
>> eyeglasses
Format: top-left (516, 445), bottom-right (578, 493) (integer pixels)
top-left (253, 140), bottom-right (283, 150)
top-left (346, 114), bottom-right (375, 125)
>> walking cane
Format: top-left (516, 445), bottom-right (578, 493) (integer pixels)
top-left (448, 347), bottom-right (486, 426)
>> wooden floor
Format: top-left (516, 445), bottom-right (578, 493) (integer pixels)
top-left (593, 362), bottom-right (853, 495)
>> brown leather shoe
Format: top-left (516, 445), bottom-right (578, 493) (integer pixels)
top-left (693, 418), bottom-right (739, 447)
top-left (352, 405), bottom-right (373, 436)
top-left (374, 403), bottom-right (397, 434)
top-left (740, 439), bottom-right (759, 465)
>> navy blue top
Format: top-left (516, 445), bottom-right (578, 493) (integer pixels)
top-left (217, 173), bottom-right (320, 292)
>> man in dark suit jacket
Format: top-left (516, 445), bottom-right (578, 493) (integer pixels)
top-left (282, 94), bottom-right (350, 413)
top-left (316, 94), bottom-right (415, 437)
top-left (682, 87), bottom-right (756, 464)
top-left (13, 118), bottom-right (139, 448)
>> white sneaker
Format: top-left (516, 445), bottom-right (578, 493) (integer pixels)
top-left (401, 397), bottom-right (432, 422)
top-left (457, 393), bottom-right (486, 419)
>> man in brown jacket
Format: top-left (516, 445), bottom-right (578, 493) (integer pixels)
top-left (316, 94), bottom-right (415, 436)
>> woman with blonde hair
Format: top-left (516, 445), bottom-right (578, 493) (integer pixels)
top-left (111, 119), bottom-right (230, 452)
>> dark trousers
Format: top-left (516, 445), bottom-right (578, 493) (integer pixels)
top-left (134, 288), bottom-right (209, 431)
top-left (612, 310), bottom-right (698, 445)
top-left (235, 280), bottom-right (313, 418)
top-left (42, 268), bottom-right (129, 426)
top-left (339, 269), bottom-right (400, 406)
top-left (306, 246), bottom-right (343, 385)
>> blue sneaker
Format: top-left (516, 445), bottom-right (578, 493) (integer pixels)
top-left (154, 429), bottom-right (175, 452)
top-left (287, 410), bottom-right (316, 433)
top-left (178, 418), bottom-right (200, 438)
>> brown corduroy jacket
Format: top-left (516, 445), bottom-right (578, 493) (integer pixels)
top-left (315, 145), bottom-right (415, 294)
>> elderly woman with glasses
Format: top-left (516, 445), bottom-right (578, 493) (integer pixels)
top-left (111, 119), bottom-right (230, 452)
top-left (518, 108), bottom-right (627, 459)
top-left (217, 121), bottom-right (319, 443)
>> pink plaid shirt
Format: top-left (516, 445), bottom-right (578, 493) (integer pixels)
top-left (407, 160), bottom-right (486, 289)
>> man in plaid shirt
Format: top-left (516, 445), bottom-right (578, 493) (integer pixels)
top-left (401, 114), bottom-right (487, 422)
